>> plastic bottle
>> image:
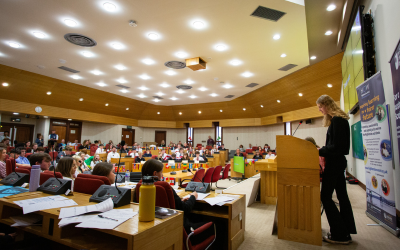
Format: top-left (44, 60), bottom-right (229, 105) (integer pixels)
top-left (125, 169), bottom-right (130, 184)
top-left (29, 165), bottom-right (41, 192)
top-left (139, 176), bottom-right (156, 222)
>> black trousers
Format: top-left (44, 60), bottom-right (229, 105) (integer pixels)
top-left (321, 159), bottom-right (357, 240)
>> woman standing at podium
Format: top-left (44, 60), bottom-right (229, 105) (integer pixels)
top-left (317, 95), bottom-right (356, 244)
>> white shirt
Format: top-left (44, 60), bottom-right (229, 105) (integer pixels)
top-left (136, 147), bottom-right (142, 153)
top-left (174, 148), bottom-right (180, 154)
top-left (0, 135), bottom-right (10, 142)
top-left (107, 152), bottom-right (120, 163)
top-left (48, 134), bottom-right (59, 140)
top-left (96, 148), bottom-right (104, 154)
top-left (130, 152), bottom-right (138, 157)
top-left (91, 160), bottom-right (102, 168)
top-left (176, 151), bottom-right (184, 158)
top-left (194, 156), bottom-right (204, 162)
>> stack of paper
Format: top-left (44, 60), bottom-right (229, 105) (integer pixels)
top-left (11, 214), bottom-right (42, 227)
top-left (76, 209), bottom-right (137, 229)
top-left (59, 197), bottom-right (113, 219)
top-left (203, 195), bottom-right (239, 206)
top-left (59, 214), bottom-right (98, 227)
top-left (14, 196), bottom-right (78, 214)
top-left (183, 193), bottom-right (210, 201)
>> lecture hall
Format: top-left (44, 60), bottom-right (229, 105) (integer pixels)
top-left (0, 0), bottom-right (400, 249)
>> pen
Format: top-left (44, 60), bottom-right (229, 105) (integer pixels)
top-left (98, 215), bottom-right (118, 221)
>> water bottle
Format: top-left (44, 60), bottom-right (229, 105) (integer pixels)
top-left (125, 169), bottom-right (130, 183)
top-left (139, 176), bottom-right (156, 222)
top-left (29, 165), bottom-right (41, 192)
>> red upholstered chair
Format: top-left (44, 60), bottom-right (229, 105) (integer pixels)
top-left (210, 165), bottom-right (223, 190)
top-left (202, 168), bottom-right (214, 184)
top-left (15, 168), bottom-right (30, 175)
top-left (217, 164), bottom-right (231, 189)
top-left (242, 152), bottom-right (247, 158)
top-left (183, 222), bottom-right (216, 250)
top-left (135, 181), bottom-right (175, 209)
top-left (252, 146), bottom-right (258, 151)
top-left (90, 146), bottom-right (98, 156)
top-left (245, 149), bottom-right (252, 154)
top-left (6, 159), bottom-right (16, 175)
top-left (7, 147), bottom-right (15, 153)
top-left (4, 154), bottom-right (9, 161)
top-left (151, 155), bottom-right (157, 159)
top-left (40, 171), bottom-right (63, 185)
top-left (105, 144), bottom-right (110, 150)
top-left (206, 146), bottom-right (212, 150)
top-left (74, 174), bottom-right (111, 195)
top-left (25, 153), bottom-right (33, 158)
top-left (196, 144), bottom-right (202, 148)
top-left (49, 152), bottom-right (58, 161)
top-left (180, 168), bottom-right (205, 188)
top-left (16, 165), bottom-right (32, 174)
top-left (70, 151), bottom-right (76, 156)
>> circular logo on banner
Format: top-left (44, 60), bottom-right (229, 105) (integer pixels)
top-left (381, 179), bottom-right (390, 196)
top-left (371, 176), bottom-right (378, 189)
top-left (380, 140), bottom-right (392, 161)
top-left (375, 104), bottom-right (386, 122)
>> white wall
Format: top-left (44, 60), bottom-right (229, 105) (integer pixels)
top-left (343, 0), bottom-right (400, 210)
top-left (291, 118), bottom-right (327, 149)
top-left (193, 128), bottom-right (214, 146)
top-left (35, 118), bottom-right (50, 139)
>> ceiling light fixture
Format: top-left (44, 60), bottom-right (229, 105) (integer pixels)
top-left (189, 95), bottom-right (197, 99)
top-left (281, 54), bottom-right (287, 58)
top-left (260, 105), bottom-right (264, 108)
top-left (68, 119), bottom-right (72, 121)
top-left (160, 83), bottom-right (170, 88)
top-left (105, 103), bottom-right (109, 106)
top-left (120, 89), bottom-right (129, 93)
top-left (155, 92), bottom-right (164, 96)
top-left (81, 51), bottom-right (94, 57)
top-left (210, 93), bottom-right (218, 97)
top-left (277, 100), bottom-right (281, 103)
top-left (327, 4), bottom-right (336, 11)
top-left (327, 84), bottom-right (333, 88)
top-left (32, 31), bottom-right (46, 39)
top-left (97, 82), bottom-right (107, 87)
top-left (273, 34), bottom-right (281, 40)
top-left (165, 70), bottom-right (176, 76)
top-left (137, 93), bottom-right (146, 98)
top-left (229, 59), bottom-right (242, 66)
top-left (325, 30), bottom-right (333, 36)
top-left (138, 86), bottom-right (149, 91)
top-left (170, 97), bottom-right (178, 101)
top-left (184, 79), bottom-right (194, 84)
top-left (2, 82), bottom-right (9, 87)
top-left (192, 20), bottom-right (205, 29)
top-left (241, 71), bottom-right (253, 77)
top-left (214, 44), bottom-right (228, 51)
top-left (46, 91), bottom-right (51, 95)
top-left (222, 83), bottom-right (233, 89)
top-left (110, 42), bottom-right (124, 50)
top-left (126, 108), bottom-right (129, 110)
top-left (298, 93), bottom-right (303, 96)
top-left (243, 108), bottom-right (246, 111)
top-left (153, 99), bottom-right (160, 102)
top-left (70, 75), bottom-right (82, 79)
top-left (91, 70), bottom-right (103, 75)
top-left (8, 42), bottom-right (21, 48)
top-left (139, 74), bottom-right (151, 80)
top-left (63, 19), bottom-right (77, 27)
top-left (79, 98), bottom-right (84, 101)
top-left (198, 111), bottom-right (201, 114)
top-left (102, 2), bottom-right (117, 12)
top-left (116, 78), bottom-right (127, 84)
top-left (176, 89), bottom-right (185, 94)
top-left (114, 64), bottom-right (126, 70)
top-left (13, 113), bottom-right (19, 115)
top-left (310, 56), bottom-right (316, 60)
top-left (179, 112), bottom-right (182, 115)
top-left (220, 110), bottom-right (223, 112)
top-left (199, 87), bottom-right (208, 91)
top-left (147, 32), bottom-right (160, 40)
top-left (175, 51), bottom-right (188, 58)
top-left (142, 58), bottom-right (155, 65)
top-left (157, 112), bottom-right (160, 114)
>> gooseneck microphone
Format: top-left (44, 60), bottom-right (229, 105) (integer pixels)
top-left (13, 160), bottom-right (21, 178)
top-left (188, 169), bottom-right (205, 189)
top-left (53, 161), bottom-right (62, 184)
top-left (292, 120), bottom-right (303, 136)
top-left (115, 150), bottom-right (122, 194)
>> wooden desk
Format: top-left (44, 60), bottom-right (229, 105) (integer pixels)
top-left (229, 158), bottom-right (259, 179)
top-left (99, 152), bottom-right (107, 162)
top-left (219, 150), bottom-right (227, 166)
top-left (163, 170), bottom-right (196, 183)
top-left (213, 153), bottom-right (220, 167)
top-left (254, 158), bottom-right (277, 205)
top-left (206, 157), bottom-right (215, 168)
top-left (0, 192), bottom-right (183, 250)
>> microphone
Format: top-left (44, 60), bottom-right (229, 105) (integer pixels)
top-left (292, 120), bottom-right (303, 136)
top-left (115, 150), bottom-right (122, 194)
top-left (53, 161), bottom-right (62, 184)
top-left (13, 159), bottom-right (20, 178)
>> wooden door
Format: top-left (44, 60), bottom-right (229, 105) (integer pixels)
top-left (52, 126), bottom-right (67, 144)
top-left (121, 129), bottom-right (134, 146)
top-left (68, 127), bottom-right (81, 144)
top-left (0, 123), bottom-right (33, 146)
top-left (155, 131), bottom-right (166, 146)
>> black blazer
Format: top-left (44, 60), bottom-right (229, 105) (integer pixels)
top-left (319, 116), bottom-right (350, 157)
top-left (234, 153), bottom-right (244, 157)
top-left (135, 157), bottom-right (146, 163)
top-left (253, 155), bottom-right (263, 159)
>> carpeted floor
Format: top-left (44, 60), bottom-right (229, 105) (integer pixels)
top-left (217, 178), bottom-right (400, 249)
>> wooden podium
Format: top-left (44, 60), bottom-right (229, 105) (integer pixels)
top-left (276, 135), bottom-right (321, 246)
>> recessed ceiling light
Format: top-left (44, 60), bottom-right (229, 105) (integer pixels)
top-left (116, 78), bottom-right (127, 84)
top-left (2, 82), bottom-right (9, 87)
top-left (184, 79), bottom-right (194, 84)
top-left (273, 34), bottom-right (281, 40)
top-left (176, 89), bottom-right (185, 94)
top-left (120, 89), bottom-right (129, 93)
top-left (220, 110), bottom-right (223, 112)
top-left (102, 2), bottom-right (117, 12)
top-left (155, 92), bottom-right (164, 96)
top-left (139, 74), bottom-right (151, 80)
top-left (32, 31), bottom-right (46, 39)
top-left (105, 103), bottom-right (109, 106)
top-left (79, 98), bottom-right (84, 101)
top-left (126, 108), bottom-right (129, 110)
top-left (160, 83), bottom-right (170, 88)
top-left (260, 105), bottom-right (263, 108)
top-left (97, 82), bottom-right (107, 87)
top-left (165, 70), bottom-right (176, 76)
top-left (46, 91), bottom-right (51, 95)
top-left (310, 56), bottom-right (316, 60)
top-left (110, 42), bottom-right (124, 50)
top-left (175, 51), bottom-right (188, 58)
top-left (214, 44), bottom-right (228, 51)
top-left (210, 93), bottom-right (218, 97)
top-left (114, 64), bottom-right (126, 70)
top-left (8, 42), bottom-right (21, 48)
top-left (142, 58), bottom-right (155, 65)
top-left (325, 30), bottom-right (333, 36)
top-left (81, 51), bottom-right (94, 57)
top-left (170, 97), bottom-right (178, 101)
top-left (277, 100), bottom-right (281, 103)
top-left (222, 83), bottom-right (233, 89)
top-left (179, 112), bottom-right (182, 115)
top-left (138, 86), bottom-right (149, 91)
top-left (70, 75), bottom-right (82, 79)
top-left (241, 71), bottom-right (253, 77)
top-left (147, 33), bottom-right (160, 40)
top-left (298, 93), bottom-right (303, 96)
top-left (198, 111), bottom-right (201, 114)
top-left (13, 113), bottom-right (19, 115)
top-left (229, 59), bottom-right (242, 66)
top-left (327, 84), bottom-right (333, 88)
top-left (189, 95), bottom-right (197, 99)
top-left (327, 4), bottom-right (336, 11)
top-left (192, 20), bottom-right (205, 29)
top-left (281, 54), bottom-right (287, 58)
top-left (63, 19), bottom-right (77, 27)
top-left (199, 87), bottom-right (208, 91)
top-left (153, 99), bottom-right (160, 102)
top-left (43, 116), bottom-right (49, 118)
top-left (137, 93), bottom-right (147, 98)
top-left (91, 70), bottom-right (103, 75)
top-left (68, 119), bottom-right (72, 121)
top-left (157, 112), bottom-right (160, 114)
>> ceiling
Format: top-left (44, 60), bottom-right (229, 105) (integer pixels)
top-left (0, 0), bottom-right (333, 106)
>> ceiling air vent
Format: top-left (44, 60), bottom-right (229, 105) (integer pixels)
top-left (153, 96), bottom-right (164, 99)
top-left (251, 6), bottom-right (286, 22)
top-left (165, 61), bottom-right (186, 69)
top-left (246, 83), bottom-right (259, 88)
top-left (225, 95), bottom-right (234, 98)
top-left (278, 64), bottom-right (298, 71)
top-left (58, 66), bottom-right (79, 73)
top-left (64, 33), bottom-right (97, 47)
top-left (176, 85), bottom-right (192, 90)
top-left (116, 85), bottom-right (130, 89)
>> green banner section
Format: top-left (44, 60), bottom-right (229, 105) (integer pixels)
top-left (233, 156), bottom-right (245, 174)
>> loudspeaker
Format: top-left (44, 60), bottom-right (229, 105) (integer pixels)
top-left (0, 172), bottom-right (30, 186)
top-left (305, 119), bottom-right (312, 124)
top-left (184, 181), bottom-right (211, 193)
top-left (25, 114), bottom-right (30, 118)
top-left (89, 185), bottom-right (131, 207)
top-left (37, 178), bottom-right (72, 195)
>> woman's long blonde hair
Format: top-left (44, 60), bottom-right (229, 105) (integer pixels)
top-left (316, 95), bottom-right (349, 127)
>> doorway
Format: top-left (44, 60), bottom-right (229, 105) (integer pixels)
top-left (122, 128), bottom-right (135, 146)
top-left (155, 131), bottom-right (166, 146)
top-left (0, 123), bottom-right (34, 146)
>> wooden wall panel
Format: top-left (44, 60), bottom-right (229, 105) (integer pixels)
top-left (138, 120), bottom-right (177, 128)
top-left (219, 118), bottom-right (261, 127)
top-left (189, 120), bottom-right (214, 128)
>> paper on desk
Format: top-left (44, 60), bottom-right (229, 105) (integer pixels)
top-left (10, 214), bottom-right (42, 227)
top-left (58, 214), bottom-right (98, 227)
top-left (13, 196), bottom-right (78, 214)
top-left (59, 198), bottom-right (113, 219)
top-left (183, 193), bottom-right (210, 200)
top-left (203, 195), bottom-right (236, 206)
top-left (14, 195), bottom-right (68, 207)
top-left (76, 209), bottom-right (137, 230)
top-left (174, 189), bottom-right (184, 193)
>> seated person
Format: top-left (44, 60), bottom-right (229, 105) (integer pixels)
top-left (58, 139), bottom-right (66, 151)
top-left (218, 144), bottom-right (226, 150)
top-left (169, 153), bottom-right (177, 160)
top-left (234, 148), bottom-right (243, 157)
top-left (29, 143), bottom-right (38, 153)
top-left (74, 154), bottom-right (90, 173)
top-left (69, 139), bottom-right (79, 146)
top-left (183, 142), bottom-right (189, 149)
top-left (135, 152), bottom-right (146, 163)
top-left (0, 147), bottom-right (7, 178)
top-left (253, 150), bottom-right (263, 159)
top-left (92, 162), bottom-right (115, 184)
top-left (79, 140), bottom-right (90, 150)
top-left (143, 148), bottom-right (152, 157)
top-left (9, 149), bottom-right (18, 159)
top-left (56, 157), bottom-right (77, 180)
top-left (248, 144), bottom-right (252, 149)
top-left (130, 149), bottom-right (138, 157)
top-left (158, 149), bottom-right (170, 160)
top-left (87, 153), bottom-right (102, 168)
top-left (181, 153), bottom-right (190, 161)
top-left (56, 146), bottom-right (73, 162)
top-left (95, 144), bottom-right (105, 154)
top-left (15, 148), bottom-right (30, 166)
top-left (239, 145), bottom-right (245, 152)
top-left (107, 146), bottom-right (120, 163)
top-left (120, 144), bottom-right (129, 153)
top-left (159, 140), bottom-right (166, 147)
top-left (29, 153), bottom-right (51, 172)
top-left (265, 150), bottom-right (273, 159)
top-left (176, 148), bottom-right (184, 158)
top-left (193, 151), bottom-right (204, 162)
top-left (25, 141), bottom-right (31, 148)
top-left (257, 146), bottom-right (264, 154)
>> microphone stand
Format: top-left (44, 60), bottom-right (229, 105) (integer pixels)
top-left (115, 151), bottom-right (122, 194)
top-left (292, 121), bottom-right (303, 136)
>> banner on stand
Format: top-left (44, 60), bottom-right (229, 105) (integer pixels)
top-left (389, 38), bottom-right (400, 165)
top-left (356, 71), bottom-right (397, 230)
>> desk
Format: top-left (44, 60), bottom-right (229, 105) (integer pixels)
top-left (163, 170), bottom-right (196, 184)
top-left (99, 152), bottom-right (107, 162)
top-left (0, 192), bottom-right (183, 250)
top-left (219, 150), bottom-right (227, 166)
top-left (213, 153), bottom-right (220, 168)
top-left (229, 158), bottom-right (259, 179)
top-left (254, 158), bottom-right (277, 205)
